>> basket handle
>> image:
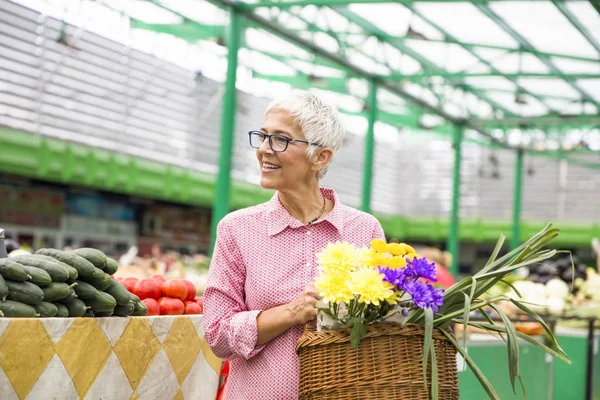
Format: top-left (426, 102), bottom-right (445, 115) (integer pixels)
top-left (303, 319), bottom-right (317, 334)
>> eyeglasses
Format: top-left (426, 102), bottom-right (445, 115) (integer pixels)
top-left (248, 131), bottom-right (322, 153)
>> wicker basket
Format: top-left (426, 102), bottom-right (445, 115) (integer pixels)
top-left (296, 323), bottom-right (459, 400)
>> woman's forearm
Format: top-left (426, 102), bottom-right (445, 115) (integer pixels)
top-left (256, 304), bottom-right (297, 345)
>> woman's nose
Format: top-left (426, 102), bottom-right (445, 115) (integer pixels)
top-left (258, 136), bottom-right (273, 154)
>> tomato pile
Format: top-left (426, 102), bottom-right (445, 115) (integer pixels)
top-left (116, 275), bottom-right (203, 316)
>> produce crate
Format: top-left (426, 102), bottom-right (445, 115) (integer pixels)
top-left (0, 315), bottom-right (221, 400)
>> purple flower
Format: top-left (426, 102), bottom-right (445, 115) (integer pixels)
top-left (405, 257), bottom-right (437, 282)
top-left (403, 280), bottom-right (444, 313)
top-left (378, 266), bottom-right (408, 289)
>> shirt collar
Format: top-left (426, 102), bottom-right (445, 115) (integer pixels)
top-left (266, 187), bottom-right (344, 236)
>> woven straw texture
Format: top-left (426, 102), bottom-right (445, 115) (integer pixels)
top-left (296, 323), bottom-right (459, 400)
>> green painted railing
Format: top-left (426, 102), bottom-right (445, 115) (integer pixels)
top-left (1, 128), bottom-right (599, 247)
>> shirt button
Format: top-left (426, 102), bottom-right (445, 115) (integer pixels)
top-left (306, 230), bottom-right (311, 236)
top-left (305, 262), bottom-right (310, 267)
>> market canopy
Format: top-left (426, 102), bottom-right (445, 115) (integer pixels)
top-left (73, 0), bottom-right (600, 153)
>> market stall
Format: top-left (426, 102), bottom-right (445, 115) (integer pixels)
top-left (0, 315), bottom-right (221, 400)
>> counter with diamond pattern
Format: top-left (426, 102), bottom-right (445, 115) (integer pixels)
top-left (0, 315), bottom-right (222, 400)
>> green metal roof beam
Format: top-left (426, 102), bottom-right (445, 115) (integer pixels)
top-left (475, 4), bottom-right (600, 109)
top-left (552, 0), bottom-right (600, 54)
top-left (385, 72), bottom-right (600, 80)
top-left (242, 0), bottom-right (587, 9)
top-left (130, 19), bottom-right (226, 42)
top-left (333, 7), bottom-right (517, 117)
top-left (474, 114), bottom-right (600, 128)
top-left (470, 87), bottom-right (588, 102)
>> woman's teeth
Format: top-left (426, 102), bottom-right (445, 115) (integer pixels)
top-left (262, 163), bottom-right (280, 169)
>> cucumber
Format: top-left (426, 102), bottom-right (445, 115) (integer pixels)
top-left (0, 275), bottom-right (8, 301)
top-left (53, 302), bottom-right (69, 317)
top-left (60, 297), bottom-right (89, 317)
top-left (113, 301), bottom-right (134, 317)
top-left (23, 266), bottom-right (52, 287)
top-left (129, 293), bottom-right (141, 303)
top-left (1, 300), bottom-right (39, 317)
top-left (0, 259), bottom-right (30, 281)
top-left (41, 282), bottom-right (77, 302)
top-left (35, 249), bottom-right (95, 278)
top-left (131, 300), bottom-right (148, 316)
top-left (11, 255), bottom-right (70, 282)
top-left (104, 258), bottom-right (119, 275)
top-left (71, 248), bottom-right (107, 270)
top-left (106, 280), bottom-right (132, 306)
top-left (82, 268), bottom-right (112, 290)
top-left (84, 309), bottom-right (95, 317)
top-left (84, 291), bottom-right (116, 312)
top-left (94, 309), bottom-right (114, 317)
top-left (34, 301), bottom-right (58, 317)
top-left (61, 288), bottom-right (77, 301)
top-left (29, 254), bottom-right (78, 281)
top-left (72, 280), bottom-right (99, 300)
top-left (6, 280), bottom-right (44, 305)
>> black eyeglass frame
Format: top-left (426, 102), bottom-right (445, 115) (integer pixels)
top-left (248, 130), bottom-right (323, 153)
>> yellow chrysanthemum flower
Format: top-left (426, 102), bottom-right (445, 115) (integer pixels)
top-left (402, 244), bottom-right (416, 254)
top-left (387, 256), bottom-right (407, 269)
top-left (348, 268), bottom-right (396, 306)
top-left (386, 243), bottom-right (406, 256)
top-left (370, 239), bottom-right (388, 253)
top-left (317, 241), bottom-right (359, 276)
top-left (314, 272), bottom-right (354, 304)
top-left (356, 247), bottom-right (378, 269)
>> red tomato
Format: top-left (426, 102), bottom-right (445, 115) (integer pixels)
top-left (134, 278), bottom-right (162, 300)
top-left (182, 280), bottom-right (196, 301)
top-left (184, 300), bottom-right (202, 315)
top-left (194, 297), bottom-right (203, 314)
top-left (151, 274), bottom-right (166, 284)
top-left (142, 298), bottom-right (160, 316)
top-left (121, 277), bottom-right (139, 293)
top-left (161, 280), bottom-right (188, 301)
top-left (158, 297), bottom-right (185, 315)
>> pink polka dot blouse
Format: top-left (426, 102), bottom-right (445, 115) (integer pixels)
top-left (203, 187), bottom-right (385, 399)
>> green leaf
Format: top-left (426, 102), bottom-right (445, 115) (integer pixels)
top-left (423, 308), bottom-right (434, 392)
top-left (490, 304), bottom-right (521, 395)
top-left (430, 336), bottom-right (438, 400)
top-left (318, 307), bottom-right (335, 318)
top-left (501, 279), bottom-right (523, 298)
top-left (509, 299), bottom-right (567, 357)
top-left (441, 329), bottom-right (501, 400)
top-left (349, 320), bottom-right (367, 349)
top-left (483, 234), bottom-right (505, 269)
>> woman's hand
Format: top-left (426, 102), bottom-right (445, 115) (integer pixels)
top-left (256, 283), bottom-right (322, 346)
top-left (286, 284), bottom-right (323, 325)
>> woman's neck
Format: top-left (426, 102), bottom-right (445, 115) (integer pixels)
top-left (278, 185), bottom-right (327, 225)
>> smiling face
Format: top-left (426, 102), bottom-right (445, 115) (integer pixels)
top-left (257, 109), bottom-right (323, 191)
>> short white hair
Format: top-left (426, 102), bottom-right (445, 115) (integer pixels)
top-left (265, 90), bottom-right (345, 179)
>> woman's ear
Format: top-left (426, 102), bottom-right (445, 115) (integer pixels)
top-left (313, 147), bottom-right (334, 173)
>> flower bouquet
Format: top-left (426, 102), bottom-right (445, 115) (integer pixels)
top-left (296, 223), bottom-right (571, 400)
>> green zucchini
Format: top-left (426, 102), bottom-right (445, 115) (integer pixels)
top-left (106, 280), bottom-right (132, 306)
top-left (113, 301), bottom-right (134, 317)
top-left (53, 302), bottom-right (69, 317)
top-left (11, 255), bottom-right (70, 282)
top-left (0, 259), bottom-right (30, 281)
top-left (0, 274), bottom-right (8, 301)
top-left (84, 291), bottom-right (116, 312)
top-left (71, 248), bottom-right (107, 270)
top-left (104, 258), bottom-right (119, 275)
top-left (60, 297), bottom-right (89, 317)
top-left (131, 300), bottom-right (148, 316)
top-left (23, 266), bottom-right (52, 287)
top-left (82, 268), bottom-right (112, 290)
top-left (84, 309), bottom-right (95, 317)
top-left (35, 249), bottom-right (95, 278)
top-left (72, 280), bottom-right (100, 300)
top-left (1, 300), bottom-right (39, 317)
top-left (29, 254), bottom-right (78, 281)
top-left (94, 309), bottom-right (114, 317)
top-left (34, 301), bottom-right (59, 317)
top-left (41, 282), bottom-right (77, 302)
top-left (6, 280), bottom-right (44, 305)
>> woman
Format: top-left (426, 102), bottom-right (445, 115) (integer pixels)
top-left (203, 90), bottom-right (385, 399)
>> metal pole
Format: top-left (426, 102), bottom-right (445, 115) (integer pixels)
top-left (361, 80), bottom-right (377, 213)
top-left (210, 10), bottom-right (242, 255)
top-left (511, 149), bottom-right (524, 250)
top-left (448, 124), bottom-right (463, 277)
top-left (585, 318), bottom-right (596, 400)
